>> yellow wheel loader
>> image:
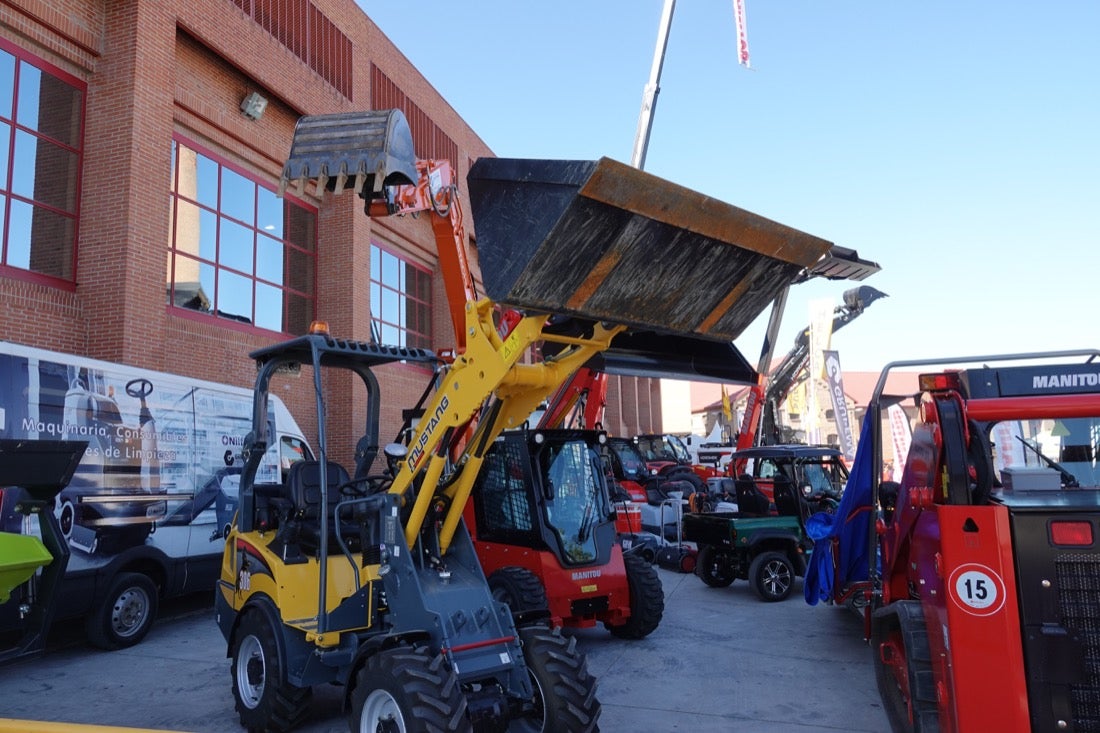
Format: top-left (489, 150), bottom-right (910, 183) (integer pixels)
top-left (214, 109), bottom-right (837, 732)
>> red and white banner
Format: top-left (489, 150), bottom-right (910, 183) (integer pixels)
top-left (887, 404), bottom-right (912, 481)
top-left (733, 0), bottom-right (751, 68)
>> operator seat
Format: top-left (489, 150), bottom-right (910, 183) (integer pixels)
top-left (734, 474), bottom-right (770, 516)
top-left (771, 474), bottom-right (803, 521)
top-left (283, 459), bottom-right (359, 556)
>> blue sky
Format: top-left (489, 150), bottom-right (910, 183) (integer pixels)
top-left (361, 2), bottom-right (1099, 372)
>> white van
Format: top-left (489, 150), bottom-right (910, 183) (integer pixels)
top-left (0, 341), bottom-right (311, 651)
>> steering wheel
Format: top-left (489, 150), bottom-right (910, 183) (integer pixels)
top-left (339, 475), bottom-right (392, 498)
top-left (126, 378), bottom-right (154, 398)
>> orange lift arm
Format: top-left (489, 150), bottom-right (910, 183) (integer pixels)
top-left (367, 158), bottom-right (477, 353)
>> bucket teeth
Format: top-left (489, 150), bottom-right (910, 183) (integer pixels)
top-left (278, 109), bottom-right (418, 200)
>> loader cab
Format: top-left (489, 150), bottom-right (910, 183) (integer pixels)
top-left (470, 430), bottom-right (616, 568)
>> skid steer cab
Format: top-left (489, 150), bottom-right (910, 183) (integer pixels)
top-left (467, 428), bottom-right (665, 639)
top-left (806, 349), bottom-right (1100, 733)
top-left (215, 107), bottom-right (845, 733)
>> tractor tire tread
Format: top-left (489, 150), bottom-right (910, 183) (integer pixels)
top-left (488, 566), bottom-right (549, 614)
top-left (351, 647), bottom-right (471, 733)
top-left (518, 626), bottom-right (600, 733)
top-left (607, 552), bottom-right (664, 639)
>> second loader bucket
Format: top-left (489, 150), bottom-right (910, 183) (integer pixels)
top-left (279, 110), bottom-right (417, 199)
top-left (468, 157), bottom-right (834, 343)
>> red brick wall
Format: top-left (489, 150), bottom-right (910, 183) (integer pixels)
top-left (0, 0), bottom-right (654, 462)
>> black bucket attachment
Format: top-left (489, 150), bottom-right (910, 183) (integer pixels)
top-left (0, 438), bottom-right (86, 503)
top-left (468, 157), bottom-right (834, 343)
top-left (279, 110), bottom-right (418, 200)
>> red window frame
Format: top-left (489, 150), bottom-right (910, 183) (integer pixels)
top-left (167, 135), bottom-right (318, 336)
top-left (0, 37), bottom-right (85, 290)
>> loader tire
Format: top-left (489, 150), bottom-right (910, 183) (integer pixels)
top-left (514, 625), bottom-right (600, 733)
top-left (85, 571), bottom-right (158, 650)
top-left (872, 601), bottom-right (940, 733)
top-left (607, 551), bottom-right (664, 639)
top-left (750, 551), bottom-right (795, 602)
top-left (231, 609), bottom-right (311, 733)
top-left (349, 646), bottom-right (471, 733)
top-left (695, 545), bottom-right (736, 588)
top-left (488, 566), bottom-right (549, 614)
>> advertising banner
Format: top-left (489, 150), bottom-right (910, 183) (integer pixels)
top-left (887, 404), bottom-right (912, 481)
top-left (823, 350), bottom-right (856, 460)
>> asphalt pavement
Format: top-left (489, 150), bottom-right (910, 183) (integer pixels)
top-left (0, 567), bottom-right (889, 732)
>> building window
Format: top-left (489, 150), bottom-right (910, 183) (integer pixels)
top-left (167, 137), bottom-right (317, 334)
top-left (0, 39), bottom-right (84, 285)
top-left (370, 243), bottom-right (431, 349)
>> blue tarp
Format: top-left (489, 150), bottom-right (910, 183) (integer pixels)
top-left (804, 411), bottom-right (875, 605)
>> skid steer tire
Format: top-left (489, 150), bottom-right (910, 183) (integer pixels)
top-left (749, 551), bottom-right (795, 602)
top-left (349, 646), bottom-right (471, 733)
top-left (607, 551), bottom-right (664, 639)
top-left (85, 571), bottom-right (158, 650)
top-left (872, 601), bottom-right (940, 733)
top-left (488, 566), bottom-right (549, 614)
top-left (695, 545), bottom-right (736, 588)
top-left (231, 610), bottom-right (311, 733)
top-left (513, 625), bottom-right (600, 733)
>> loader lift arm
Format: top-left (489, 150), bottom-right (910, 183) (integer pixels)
top-left (367, 158), bottom-right (477, 354)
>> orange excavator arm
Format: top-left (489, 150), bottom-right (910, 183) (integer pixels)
top-left (368, 159), bottom-right (477, 353)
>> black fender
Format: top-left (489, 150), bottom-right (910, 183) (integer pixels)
top-left (344, 628), bottom-right (437, 713)
top-left (747, 532), bottom-right (805, 573)
top-left (225, 593), bottom-right (284, 662)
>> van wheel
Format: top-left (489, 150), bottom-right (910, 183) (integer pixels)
top-left (85, 572), bottom-right (159, 649)
top-left (231, 609), bottom-right (311, 732)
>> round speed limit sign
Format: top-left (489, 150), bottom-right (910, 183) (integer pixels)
top-left (948, 564), bottom-right (1006, 616)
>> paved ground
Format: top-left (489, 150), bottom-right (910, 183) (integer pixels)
top-left (0, 568), bottom-right (889, 732)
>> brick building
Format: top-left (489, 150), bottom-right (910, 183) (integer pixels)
top-left (0, 0), bottom-right (659, 466)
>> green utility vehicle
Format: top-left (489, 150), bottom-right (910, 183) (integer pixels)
top-left (683, 445), bottom-right (847, 601)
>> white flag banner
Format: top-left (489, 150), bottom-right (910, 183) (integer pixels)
top-left (732, 0), bottom-right (751, 68)
top-left (887, 404), bottom-right (912, 481)
top-left (808, 298), bottom-right (835, 382)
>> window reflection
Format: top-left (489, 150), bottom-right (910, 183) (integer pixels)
top-left (0, 42), bottom-right (82, 283)
top-left (370, 242), bottom-right (432, 349)
top-left (167, 137), bottom-right (316, 334)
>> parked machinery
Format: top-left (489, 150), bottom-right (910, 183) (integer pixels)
top-left (0, 439), bottom-right (86, 664)
top-left (807, 350), bottom-right (1100, 732)
top-left (215, 109), bottom-right (838, 732)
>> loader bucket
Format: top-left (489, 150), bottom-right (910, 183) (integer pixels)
top-left (0, 533), bottom-right (52, 603)
top-left (279, 110), bottom-right (417, 199)
top-left (468, 157), bottom-right (834, 343)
